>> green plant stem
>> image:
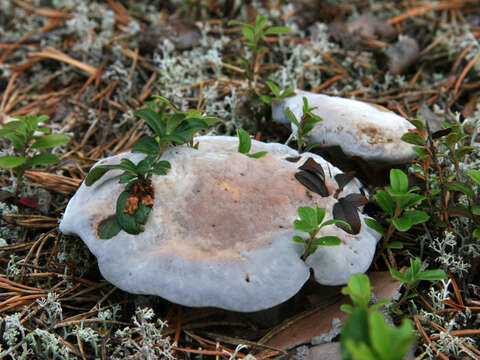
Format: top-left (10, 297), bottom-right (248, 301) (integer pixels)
top-left (301, 228), bottom-right (320, 261)
top-left (428, 137), bottom-right (450, 229)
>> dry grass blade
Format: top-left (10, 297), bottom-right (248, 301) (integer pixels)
top-left (24, 170), bottom-right (82, 194)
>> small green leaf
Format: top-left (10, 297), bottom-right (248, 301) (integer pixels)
top-left (119, 172), bottom-right (137, 184)
top-left (446, 181), bottom-right (475, 199)
top-left (166, 118), bottom-right (208, 143)
top-left (131, 136), bottom-right (159, 155)
top-left (166, 113), bottom-right (186, 135)
top-left (473, 227), bottom-right (480, 238)
top-left (472, 205), bottom-right (480, 216)
top-left (364, 218), bottom-right (385, 236)
top-left (417, 269), bottom-right (447, 281)
top-left (8, 134), bottom-right (26, 151)
top-left (85, 165), bottom-right (112, 186)
top-left (468, 170), bottom-right (480, 186)
top-left (312, 236), bottom-right (341, 246)
top-left (247, 151), bottom-right (267, 158)
top-left (260, 95), bottom-right (272, 105)
top-left (97, 216), bottom-right (122, 239)
top-left (401, 132), bottom-right (426, 146)
top-left (341, 273), bottom-right (371, 309)
top-left (387, 241), bottom-right (404, 249)
top-left (263, 26), bottom-right (291, 35)
top-left (374, 190), bottom-right (395, 215)
top-left (134, 204), bottom-right (152, 225)
top-left (237, 129), bottom-right (252, 154)
top-left (404, 210), bottom-right (430, 225)
top-left (116, 191), bottom-right (142, 235)
top-left (31, 134), bottom-right (70, 149)
top-left (285, 107), bottom-right (299, 126)
top-left (266, 80), bottom-right (280, 96)
top-left (408, 118), bottom-right (425, 133)
top-left (0, 155), bottom-right (26, 169)
top-left (292, 235), bottom-right (305, 244)
top-left (135, 108), bottom-right (166, 137)
top-left (390, 169), bottom-right (409, 193)
top-left (392, 215), bottom-right (413, 232)
top-left (390, 268), bottom-right (409, 283)
top-left (242, 26), bottom-right (255, 42)
top-left (24, 153), bottom-right (59, 167)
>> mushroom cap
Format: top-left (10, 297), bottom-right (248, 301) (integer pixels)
top-left (272, 90), bottom-right (416, 164)
top-left (60, 136), bottom-right (380, 312)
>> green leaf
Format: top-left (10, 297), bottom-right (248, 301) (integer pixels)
top-left (312, 236), bottom-right (341, 246)
top-left (237, 129), bottom-right (252, 154)
top-left (401, 132), bottom-right (425, 146)
top-left (409, 118), bottom-right (425, 133)
top-left (392, 215), bottom-right (413, 232)
top-left (131, 136), bottom-right (159, 155)
top-left (340, 307), bottom-right (370, 359)
top-left (31, 134), bottom-right (69, 149)
top-left (387, 241), bottom-right (404, 249)
top-left (401, 193), bottom-right (426, 208)
top-left (136, 159), bottom-right (152, 175)
top-left (8, 134), bottom-right (26, 151)
top-left (85, 165), bottom-right (112, 186)
top-left (266, 80), bottom-right (280, 97)
top-left (134, 204), bottom-right (152, 225)
top-left (247, 151), bottom-right (267, 158)
top-left (417, 269), bottom-right (447, 281)
top-left (473, 227), bottom-right (480, 238)
top-left (166, 118), bottom-right (208, 143)
top-left (472, 205), bottom-right (480, 216)
top-left (255, 14), bottom-right (268, 30)
top-left (0, 155), bottom-right (26, 169)
top-left (166, 113), bottom-right (186, 135)
top-left (390, 268), bottom-right (409, 283)
top-left (116, 191), bottom-right (142, 235)
top-left (285, 107), bottom-right (299, 126)
top-left (454, 146), bottom-right (475, 160)
top-left (390, 169), bottom-right (409, 193)
top-left (135, 108), bottom-right (166, 137)
top-left (342, 273), bottom-right (371, 309)
top-left (97, 215), bottom-right (122, 239)
top-left (468, 169), bottom-right (480, 186)
top-left (446, 181), bottom-right (475, 199)
top-left (119, 172), bottom-right (137, 184)
top-left (242, 26), bottom-right (255, 42)
top-left (260, 95), bottom-right (272, 105)
top-left (24, 153), bottom-right (59, 167)
top-left (403, 210), bottom-right (430, 225)
top-left (292, 235), bottom-right (305, 244)
top-left (374, 190), bottom-right (395, 215)
top-left (369, 311), bottom-right (391, 360)
top-left (263, 26), bottom-right (291, 35)
top-left (364, 218), bottom-right (385, 236)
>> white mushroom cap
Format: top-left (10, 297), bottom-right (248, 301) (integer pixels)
top-left (272, 90), bottom-right (416, 164)
top-left (60, 136), bottom-right (380, 312)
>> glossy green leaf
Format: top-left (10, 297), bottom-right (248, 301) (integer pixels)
top-left (119, 172), bottom-right (137, 184)
top-left (266, 80), bottom-right (280, 96)
top-left (364, 218), bottom-right (385, 236)
top-left (292, 235), bottom-right (305, 244)
top-left (135, 108), bottom-right (166, 137)
top-left (237, 129), bottom-right (252, 154)
top-left (408, 118), bottom-right (425, 133)
top-left (392, 215), bottom-right (413, 232)
top-left (312, 236), bottom-right (341, 246)
top-left (390, 169), bottom-right (409, 193)
top-left (387, 241), bottom-right (403, 249)
top-left (116, 191), bottom-right (142, 235)
top-left (31, 134), bottom-right (69, 149)
top-left (166, 113), bottom-right (185, 135)
top-left (374, 190), bottom-right (395, 215)
top-left (85, 165), bottom-right (112, 186)
top-left (131, 136), bottom-right (159, 155)
top-left (468, 169), bottom-right (480, 186)
top-left (97, 216), bottom-right (122, 239)
top-left (167, 118), bottom-right (208, 143)
top-left (401, 132), bottom-right (425, 146)
top-left (24, 153), bottom-right (59, 167)
top-left (134, 204), bottom-right (152, 225)
top-left (0, 155), bottom-right (26, 169)
top-left (247, 151), bottom-right (267, 158)
top-left (263, 26), bottom-right (291, 35)
top-left (416, 269), bottom-right (447, 281)
top-left (404, 210), bottom-right (430, 225)
top-left (446, 181), bottom-right (475, 199)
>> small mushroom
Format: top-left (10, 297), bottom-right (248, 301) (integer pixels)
top-left (60, 136), bottom-right (380, 311)
top-left (272, 90), bottom-right (416, 165)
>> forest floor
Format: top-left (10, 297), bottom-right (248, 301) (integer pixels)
top-left (0, 0), bottom-right (480, 359)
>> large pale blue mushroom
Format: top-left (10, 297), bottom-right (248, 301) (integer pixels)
top-left (60, 136), bottom-right (380, 312)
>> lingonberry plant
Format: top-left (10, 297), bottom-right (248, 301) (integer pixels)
top-left (284, 97), bottom-right (323, 153)
top-left (292, 205), bottom-right (350, 260)
top-left (0, 115), bottom-right (70, 196)
top-left (85, 96), bottom-right (219, 239)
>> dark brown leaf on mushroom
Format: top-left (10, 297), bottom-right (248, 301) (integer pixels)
top-left (333, 197), bottom-right (361, 234)
top-left (299, 157), bottom-right (326, 181)
top-left (285, 156), bottom-right (301, 163)
top-left (295, 171), bottom-right (329, 197)
top-left (334, 172), bottom-right (355, 189)
top-left (343, 193), bottom-right (369, 208)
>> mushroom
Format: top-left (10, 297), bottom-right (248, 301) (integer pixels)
top-left (60, 136), bottom-right (380, 312)
top-left (272, 90), bottom-right (416, 165)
